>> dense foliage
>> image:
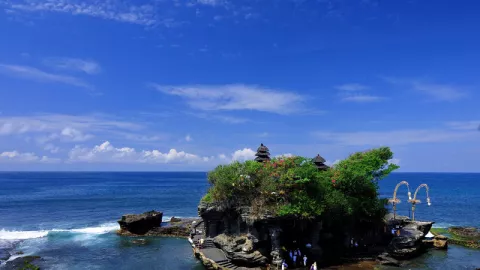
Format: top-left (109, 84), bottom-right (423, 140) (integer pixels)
top-left (203, 147), bottom-right (399, 223)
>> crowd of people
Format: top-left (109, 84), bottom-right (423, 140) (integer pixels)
top-left (280, 246), bottom-right (317, 270)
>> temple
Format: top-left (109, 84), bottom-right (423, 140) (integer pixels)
top-left (313, 154), bottom-right (329, 171)
top-left (254, 143), bottom-right (270, 163)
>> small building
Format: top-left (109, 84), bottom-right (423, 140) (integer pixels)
top-left (313, 154), bottom-right (329, 170)
top-left (255, 143), bottom-right (271, 162)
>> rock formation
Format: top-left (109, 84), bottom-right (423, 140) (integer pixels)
top-left (433, 235), bottom-right (448, 249)
top-left (213, 234), bottom-right (269, 267)
top-left (117, 210), bottom-right (200, 237)
top-left (385, 215), bottom-right (433, 259)
top-left (118, 210), bottom-right (163, 235)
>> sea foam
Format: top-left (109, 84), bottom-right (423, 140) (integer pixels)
top-left (0, 222), bottom-right (119, 240)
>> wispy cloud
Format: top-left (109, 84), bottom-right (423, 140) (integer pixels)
top-left (43, 57), bottom-right (101, 74)
top-left (446, 121), bottom-right (480, 131)
top-left (5, 0), bottom-right (159, 26)
top-left (336, 83), bottom-right (384, 103)
top-left (411, 82), bottom-right (467, 101)
top-left (313, 128), bottom-right (478, 146)
top-left (152, 84), bottom-right (306, 114)
top-left (0, 64), bottom-right (91, 88)
top-left (383, 77), bottom-right (467, 101)
top-left (0, 150), bottom-right (59, 163)
top-left (335, 83), bottom-right (370, 92)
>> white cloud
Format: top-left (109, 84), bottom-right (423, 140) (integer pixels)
top-left (412, 82), bottom-right (466, 101)
top-left (446, 121), bottom-right (480, 131)
top-left (388, 158), bottom-right (400, 165)
top-left (68, 141), bottom-right (209, 164)
top-left (6, 0), bottom-right (158, 26)
top-left (44, 143), bottom-right (60, 153)
top-left (325, 159), bottom-right (341, 166)
top-left (185, 134), bottom-right (193, 142)
top-left (231, 148), bottom-right (256, 161)
top-left (341, 95), bottom-right (384, 103)
top-left (313, 129), bottom-right (478, 146)
top-left (336, 83), bottom-right (384, 103)
top-left (152, 84), bottom-right (305, 114)
top-left (275, 153), bottom-right (294, 158)
top-left (197, 0), bottom-right (221, 6)
top-left (59, 127), bottom-right (93, 142)
top-left (335, 83), bottom-right (369, 92)
top-left (0, 114), bottom-right (141, 137)
top-left (43, 57), bottom-right (101, 74)
top-left (0, 64), bottom-right (91, 88)
top-left (0, 151), bottom-right (59, 163)
top-left (383, 77), bottom-right (467, 101)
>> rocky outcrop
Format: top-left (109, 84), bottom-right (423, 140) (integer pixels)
top-left (377, 252), bottom-right (401, 267)
top-left (386, 220), bottom-right (433, 259)
top-left (433, 235), bottom-right (448, 249)
top-left (449, 227), bottom-right (480, 238)
top-left (117, 210), bottom-right (200, 237)
top-left (3, 256), bottom-right (43, 270)
top-left (118, 210), bottom-right (163, 235)
top-left (213, 234), bottom-right (269, 267)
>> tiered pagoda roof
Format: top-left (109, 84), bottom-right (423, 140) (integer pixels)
top-left (313, 154), bottom-right (329, 170)
top-left (254, 143), bottom-right (271, 162)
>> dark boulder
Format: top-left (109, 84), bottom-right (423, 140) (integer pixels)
top-left (170, 217), bottom-right (182, 223)
top-left (118, 210), bottom-right (163, 235)
top-left (386, 221), bottom-right (433, 259)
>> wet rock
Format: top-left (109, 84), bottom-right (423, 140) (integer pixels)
top-left (386, 221), bottom-right (433, 259)
top-left (433, 235), bottom-right (448, 249)
top-left (449, 227), bottom-right (480, 238)
top-left (0, 248), bottom-right (10, 260)
top-left (377, 252), bottom-right (401, 267)
top-left (117, 210), bottom-right (163, 235)
top-left (170, 217), bottom-right (182, 223)
top-left (3, 256), bottom-right (43, 270)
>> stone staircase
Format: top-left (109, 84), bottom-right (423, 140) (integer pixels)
top-left (216, 259), bottom-right (239, 269)
top-left (202, 238), bottom-right (216, 249)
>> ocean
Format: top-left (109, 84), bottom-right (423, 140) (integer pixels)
top-left (0, 172), bottom-right (479, 269)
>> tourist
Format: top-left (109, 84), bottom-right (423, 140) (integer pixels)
top-left (310, 262), bottom-right (317, 270)
top-left (199, 238), bottom-right (204, 248)
top-left (281, 260), bottom-right (288, 270)
top-left (303, 255), bottom-right (307, 266)
top-left (293, 249), bottom-right (297, 267)
top-left (289, 250), bottom-right (293, 261)
top-left (297, 248), bottom-right (302, 257)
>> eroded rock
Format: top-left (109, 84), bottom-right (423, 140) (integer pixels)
top-left (433, 235), bottom-right (448, 249)
top-left (213, 233), bottom-right (269, 267)
top-left (118, 210), bottom-right (163, 235)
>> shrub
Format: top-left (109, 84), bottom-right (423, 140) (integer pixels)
top-left (203, 147), bottom-right (399, 223)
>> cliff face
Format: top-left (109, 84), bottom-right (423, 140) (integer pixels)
top-left (198, 201), bottom-right (330, 267)
top-left (198, 202), bottom-right (436, 268)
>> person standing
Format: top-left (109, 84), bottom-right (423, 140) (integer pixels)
top-left (293, 249), bottom-right (297, 267)
top-left (303, 255), bottom-right (307, 266)
top-left (281, 260), bottom-right (288, 270)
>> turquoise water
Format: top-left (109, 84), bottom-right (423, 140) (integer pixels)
top-left (0, 172), bottom-right (479, 269)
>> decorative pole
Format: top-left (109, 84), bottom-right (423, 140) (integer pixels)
top-left (388, 181), bottom-right (412, 220)
top-left (408, 184), bottom-right (431, 221)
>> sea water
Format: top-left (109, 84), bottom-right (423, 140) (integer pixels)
top-left (0, 172), bottom-right (479, 269)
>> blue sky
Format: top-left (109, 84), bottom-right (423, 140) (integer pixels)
top-left (0, 0), bottom-right (479, 171)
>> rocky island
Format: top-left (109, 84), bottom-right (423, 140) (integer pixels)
top-left (190, 144), bottom-right (445, 269)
